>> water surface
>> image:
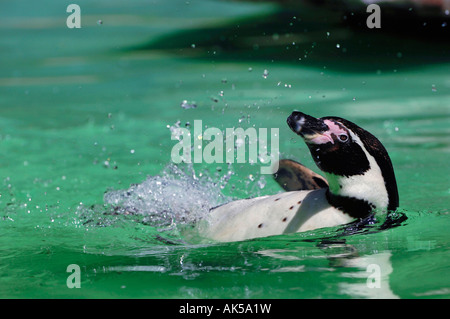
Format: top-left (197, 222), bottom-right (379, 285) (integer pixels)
top-left (0, 0), bottom-right (449, 299)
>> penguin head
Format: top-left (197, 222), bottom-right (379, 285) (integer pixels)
top-left (287, 111), bottom-right (399, 217)
top-left (288, 111), bottom-right (369, 176)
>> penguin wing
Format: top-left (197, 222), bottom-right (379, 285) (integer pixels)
top-left (273, 159), bottom-right (328, 191)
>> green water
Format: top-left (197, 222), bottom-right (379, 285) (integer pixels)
top-left (1, 0), bottom-right (449, 299)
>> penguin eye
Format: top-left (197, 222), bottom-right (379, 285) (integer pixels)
top-left (338, 134), bottom-right (348, 142)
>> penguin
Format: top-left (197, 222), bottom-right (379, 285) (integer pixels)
top-left (198, 111), bottom-right (399, 242)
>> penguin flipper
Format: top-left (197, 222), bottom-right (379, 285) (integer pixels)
top-left (273, 159), bottom-right (329, 191)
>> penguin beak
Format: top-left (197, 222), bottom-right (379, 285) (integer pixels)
top-left (287, 111), bottom-right (333, 144)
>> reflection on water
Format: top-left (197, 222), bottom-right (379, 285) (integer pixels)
top-left (339, 251), bottom-right (398, 299)
top-left (258, 241), bottom-right (399, 298)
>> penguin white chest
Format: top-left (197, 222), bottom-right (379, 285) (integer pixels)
top-left (199, 188), bottom-right (353, 242)
top-left (325, 132), bottom-right (389, 210)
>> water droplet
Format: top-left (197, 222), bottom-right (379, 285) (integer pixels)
top-left (191, 43), bottom-right (196, 48)
top-left (258, 178), bottom-right (266, 189)
top-left (336, 43), bottom-right (340, 48)
top-left (180, 100), bottom-right (197, 109)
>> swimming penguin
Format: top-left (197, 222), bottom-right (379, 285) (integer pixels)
top-left (198, 111), bottom-right (399, 242)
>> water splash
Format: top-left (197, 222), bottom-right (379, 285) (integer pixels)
top-left (80, 164), bottom-right (233, 232)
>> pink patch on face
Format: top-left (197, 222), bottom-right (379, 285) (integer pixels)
top-left (308, 134), bottom-right (334, 144)
top-left (306, 120), bottom-right (347, 145)
top-left (323, 120), bottom-right (347, 136)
